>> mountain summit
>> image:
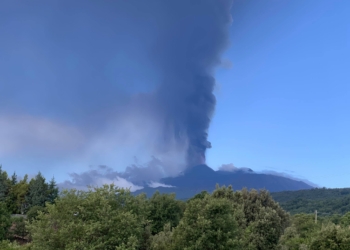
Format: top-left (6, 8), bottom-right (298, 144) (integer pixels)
top-left (134, 165), bottom-right (313, 199)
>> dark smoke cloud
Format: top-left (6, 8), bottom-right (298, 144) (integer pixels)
top-left (148, 0), bottom-right (233, 166)
top-left (0, 0), bottom-right (232, 182)
top-left (120, 157), bottom-right (167, 185)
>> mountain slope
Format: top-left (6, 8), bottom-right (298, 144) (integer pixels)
top-left (134, 165), bottom-right (313, 199)
top-left (271, 188), bottom-right (350, 215)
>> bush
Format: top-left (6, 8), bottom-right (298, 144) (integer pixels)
top-left (27, 185), bottom-right (149, 250)
top-left (309, 224), bottom-right (350, 250)
top-left (0, 240), bottom-right (21, 250)
top-left (26, 206), bottom-right (45, 222)
top-left (9, 217), bottom-right (27, 239)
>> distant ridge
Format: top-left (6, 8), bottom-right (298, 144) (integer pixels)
top-left (271, 188), bottom-right (350, 215)
top-left (134, 164), bottom-right (313, 199)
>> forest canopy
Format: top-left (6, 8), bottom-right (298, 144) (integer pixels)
top-left (1, 165), bottom-right (350, 249)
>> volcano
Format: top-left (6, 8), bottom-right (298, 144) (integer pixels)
top-left (133, 164), bottom-right (313, 199)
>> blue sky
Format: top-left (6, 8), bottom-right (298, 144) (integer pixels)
top-left (208, 0), bottom-right (350, 187)
top-left (1, 0), bottom-right (349, 188)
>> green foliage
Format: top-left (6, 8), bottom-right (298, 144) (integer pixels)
top-left (210, 186), bottom-right (290, 250)
top-left (172, 193), bottom-right (240, 250)
top-left (5, 172), bottom-right (19, 213)
top-left (150, 223), bottom-right (173, 250)
top-left (11, 173), bottom-right (18, 186)
top-left (26, 206), bottom-right (46, 222)
top-left (5, 164), bottom-right (350, 249)
top-left (6, 189), bottom-right (18, 214)
top-left (272, 188), bottom-right (350, 215)
top-left (25, 173), bottom-right (48, 211)
top-left (0, 240), bottom-right (25, 250)
top-left (11, 175), bottom-right (29, 214)
top-left (278, 225), bottom-right (306, 250)
top-left (9, 217), bottom-right (28, 239)
top-left (325, 214), bottom-right (342, 225)
top-left (47, 178), bottom-right (59, 204)
top-left (0, 167), bottom-right (28, 214)
top-left (115, 236), bottom-right (138, 250)
top-left (27, 185), bottom-right (149, 250)
top-left (341, 211), bottom-right (350, 227)
top-left (309, 224), bottom-right (350, 250)
top-left (278, 213), bottom-right (350, 249)
top-left (0, 166), bottom-right (58, 215)
top-left (292, 214), bottom-right (319, 239)
top-left (188, 190), bottom-right (209, 201)
top-left (0, 166), bottom-right (11, 203)
top-left (148, 191), bottom-right (183, 235)
top-left (0, 202), bottom-right (11, 241)
top-left (278, 214), bottom-right (320, 249)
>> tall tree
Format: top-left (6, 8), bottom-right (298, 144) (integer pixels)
top-left (11, 172), bottom-right (17, 186)
top-left (0, 202), bottom-right (11, 241)
top-left (47, 177), bottom-right (59, 204)
top-left (0, 165), bottom-right (10, 203)
top-left (25, 172), bottom-right (48, 210)
top-left (5, 172), bottom-right (19, 213)
top-left (12, 175), bottom-right (30, 214)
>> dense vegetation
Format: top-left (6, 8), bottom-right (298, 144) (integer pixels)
top-left (272, 188), bottom-right (350, 215)
top-left (0, 166), bottom-right (58, 215)
top-left (1, 165), bottom-right (350, 249)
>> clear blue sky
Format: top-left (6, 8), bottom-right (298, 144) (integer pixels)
top-left (208, 0), bottom-right (350, 187)
top-left (1, 0), bottom-right (349, 188)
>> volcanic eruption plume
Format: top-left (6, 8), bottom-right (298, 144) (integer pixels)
top-left (151, 0), bottom-right (233, 167)
top-left (0, 0), bottom-right (233, 184)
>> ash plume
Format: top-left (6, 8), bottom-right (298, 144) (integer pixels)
top-left (151, 0), bottom-right (233, 167)
top-left (1, 0), bottom-right (233, 182)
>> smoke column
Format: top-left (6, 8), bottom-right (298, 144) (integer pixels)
top-left (0, 0), bottom-right (233, 181)
top-left (151, 0), bottom-right (233, 167)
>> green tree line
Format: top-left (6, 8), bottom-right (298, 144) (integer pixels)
top-left (1, 165), bottom-right (350, 249)
top-left (271, 188), bottom-right (350, 215)
top-left (0, 165), bottom-right (58, 215)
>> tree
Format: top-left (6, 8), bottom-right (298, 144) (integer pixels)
top-left (8, 216), bottom-right (27, 239)
top-left (27, 185), bottom-right (148, 250)
top-left (309, 224), bottom-right (350, 250)
top-left (151, 223), bottom-right (173, 250)
top-left (25, 172), bottom-right (48, 210)
top-left (0, 202), bottom-right (11, 241)
top-left (47, 177), bottom-right (59, 204)
top-left (5, 189), bottom-right (17, 214)
top-left (341, 211), bottom-right (350, 227)
top-left (188, 191), bottom-right (209, 201)
top-left (10, 173), bottom-right (17, 186)
top-left (291, 213), bottom-right (319, 239)
top-left (0, 240), bottom-right (27, 250)
top-left (148, 191), bottom-right (184, 235)
top-left (278, 225), bottom-right (306, 250)
top-left (0, 166), bottom-right (10, 203)
top-left (172, 194), bottom-right (241, 250)
top-left (26, 205), bottom-right (46, 222)
top-left (11, 175), bottom-right (29, 214)
top-left (211, 186), bottom-right (290, 250)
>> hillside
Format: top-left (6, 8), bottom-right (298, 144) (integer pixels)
top-left (271, 188), bottom-right (350, 215)
top-left (134, 164), bottom-right (313, 199)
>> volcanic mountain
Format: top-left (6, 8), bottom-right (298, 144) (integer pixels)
top-left (134, 164), bottom-right (313, 199)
